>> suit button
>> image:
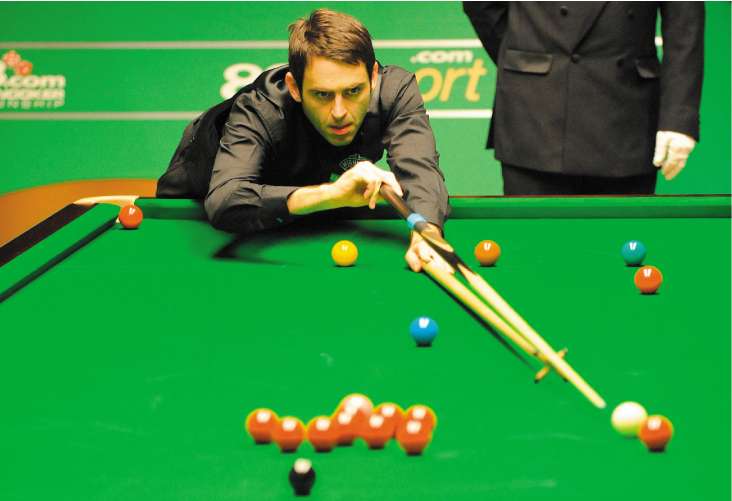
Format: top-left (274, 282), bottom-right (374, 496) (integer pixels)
top-left (571, 54), bottom-right (580, 63)
top-left (616, 57), bottom-right (624, 67)
top-left (560, 6), bottom-right (569, 16)
top-left (627, 9), bottom-right (635, 19)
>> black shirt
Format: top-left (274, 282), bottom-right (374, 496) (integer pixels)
top-left (199, 64), bottom-right (450, 233)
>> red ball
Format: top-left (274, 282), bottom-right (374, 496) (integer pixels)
top-left (373, 402), bottom-right (405, 433)
top-left (119, 204), bottom-right (143, 229)
top-left (474, 240), bottom-right (501, 266)
top-left (638, 415), bottom-right (674, 452)
top-left (334, 393), bottom-right (373, 436)
top-left (634, 265), bottom-right (663, 294)
top-left (361, 413), bottom-right (395, 449)
top-left (306, 416), bottom-right (338, 452)
top-left (331, 410), bottom-right (358, 446)
top-left (271, 417), bottom-right (305, 453)
top-left (405, 404), bottom-right (437, 431)
top-left (395, 419), bottom-right (432, 455)
top-left (245, 408), bottom-right (279, 444)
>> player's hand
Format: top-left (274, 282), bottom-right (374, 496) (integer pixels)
top-left (405, 224), bottom-right (444, 273)
top-left (653, 130), bottom-right (696, 181)
top-left (329, 161), bottom-right (403, 209)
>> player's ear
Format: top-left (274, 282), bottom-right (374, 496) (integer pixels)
top-left (285, 72), bottom-right (302, 103)
top-left (370, 63), bottom-right (378, 90)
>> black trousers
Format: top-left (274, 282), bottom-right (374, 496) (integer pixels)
top-left (501, 164), bottom-right (658, 195)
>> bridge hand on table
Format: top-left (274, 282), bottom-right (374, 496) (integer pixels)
top-left (405, 223), bottom-right (451, 273)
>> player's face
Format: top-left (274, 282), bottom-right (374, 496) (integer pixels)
top-left (289, 56), bottom-right (377, 146)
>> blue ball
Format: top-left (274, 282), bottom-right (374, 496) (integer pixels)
top-left (621, 240), bottom-right (647, 266)
top-left (410, 317), bottom-right (438, 347)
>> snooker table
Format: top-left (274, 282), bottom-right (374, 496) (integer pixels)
top-left (1, 195), bottom-right (730, 501)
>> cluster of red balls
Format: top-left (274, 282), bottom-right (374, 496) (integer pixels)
top-left (245, 393), bottom-right (437, 455)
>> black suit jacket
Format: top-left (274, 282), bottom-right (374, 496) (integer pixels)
top-left (464, 1), bottom-right (704, 177)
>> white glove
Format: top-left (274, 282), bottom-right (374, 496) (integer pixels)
top-left (653, 130), bottom-right (696, 181)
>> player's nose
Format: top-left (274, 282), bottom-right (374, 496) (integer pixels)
top-left (331, 95), bottom-right (347, 121)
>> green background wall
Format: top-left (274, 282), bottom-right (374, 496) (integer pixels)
top-left (1, 1), bottom-right (729, 196)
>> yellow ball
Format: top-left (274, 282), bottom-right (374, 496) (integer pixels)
top-left (331, 240), bottom-right (358, 267)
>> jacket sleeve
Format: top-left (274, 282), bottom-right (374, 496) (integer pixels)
top-left (658, 2), bottom-right (704, 140)
top-left (382, 72), bottom-right (450, 229)
top-left (204, 94), bottom-right (299, 233)
top-left (463, 1), bottom-right (509, 64)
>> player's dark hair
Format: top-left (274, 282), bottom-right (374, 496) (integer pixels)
top-left (288, 9), bottom-right (376, 89)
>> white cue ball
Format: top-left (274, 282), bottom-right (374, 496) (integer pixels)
top-left (611, 401), bottom-right (648, 437)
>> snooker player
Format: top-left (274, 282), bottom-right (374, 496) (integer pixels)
top-left (157, 8), bottom-right (449, 272)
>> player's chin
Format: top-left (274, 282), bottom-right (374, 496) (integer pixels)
top-left (326, 134), bottom-right (355, 146)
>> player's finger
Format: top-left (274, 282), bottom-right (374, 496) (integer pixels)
top-left (427, 248), bottom-right (454, 274)
top-left (420, 240), bottom-right (449, 272)
top-left (362, 169), bottom-right (380, 195)
top-left (355, 160), bottom-right (382, 181)
top-left (376, 170), bottom-right (402, 198)
top-left (382, 172), bottom-right (404, 197)
top-left (653, 132), bottom-right (669, 167)
top-left (415, 240), bottom-right (435, 262)
top-left (362, 182), bottom-right (373, 201)
top-left (404, 247), bottom-right (422, 272)
top-left (368, 179), bottom-right (382, 209)
top-left (353, 161), bottom-right (371, 176)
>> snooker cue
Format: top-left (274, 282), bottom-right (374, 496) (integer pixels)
top-left (534, 348), bottom-right (568, 382)
top-left (421, 257), bottom-right (564, 381)
top-left (456, 263), bottom-right (605, 408)
top-left (379, 185), bottom-right (606, 409)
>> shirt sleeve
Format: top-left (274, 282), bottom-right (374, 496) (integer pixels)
top-left (204, 94), bottom-right (300, 233)
top-left (382, 72), bottom-right (450, 229)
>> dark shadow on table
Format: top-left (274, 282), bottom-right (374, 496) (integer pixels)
top-left (213, 211), bottom-right (405, 265)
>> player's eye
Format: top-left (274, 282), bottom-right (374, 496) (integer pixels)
top-left (346, 86), bottom-right (362, 97)
top-left (313, 91), bottom-right (332, 100)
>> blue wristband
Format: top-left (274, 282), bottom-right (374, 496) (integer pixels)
top-left (407, 213), bottom-right (427, 229)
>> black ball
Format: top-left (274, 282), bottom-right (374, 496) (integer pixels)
top-left (289, 458), bottom-right (316, 496)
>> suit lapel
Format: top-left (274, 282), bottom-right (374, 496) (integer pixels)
top-left (571, 2), bottom-right (608, 51)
